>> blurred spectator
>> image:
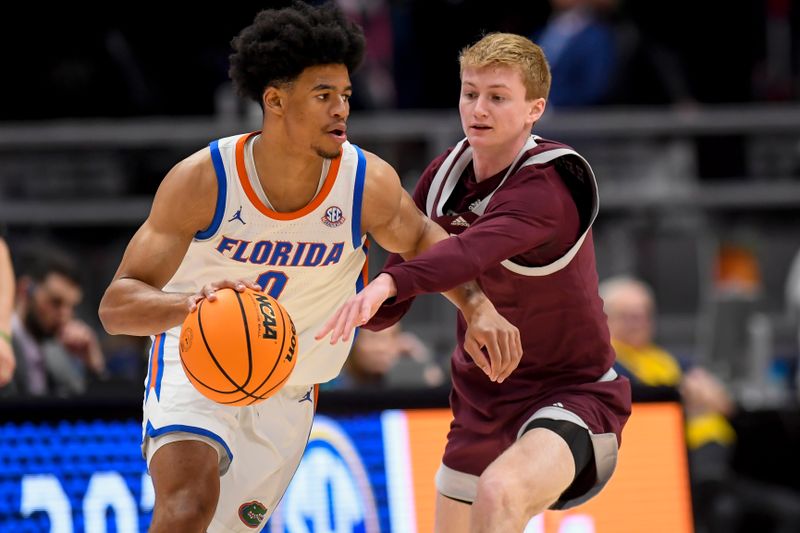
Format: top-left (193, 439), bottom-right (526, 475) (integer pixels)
top-left (0, 237), bottom-right (15, 386)
top-left (325, 322), bottom-right (444, 390)
top-left (600, 275), bottom-right (736, 453)
top-left (534, 0), bottom-right (698, 109)
top-left (533, 0), bottom-right (618, 107)
top-left (601, 275), bottom-right (800, 533)
top-left (0, 248), bottom-right (106, 398)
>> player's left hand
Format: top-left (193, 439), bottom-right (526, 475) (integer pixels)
top-left (463, 301), bottom-right (522, 383)
top-left (315, 273), bottom-right (397, 344)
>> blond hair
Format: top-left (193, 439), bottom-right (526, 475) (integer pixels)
top-left (459, 33), bottom-right (551, 100)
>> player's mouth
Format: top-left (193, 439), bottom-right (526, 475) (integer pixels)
top-left (326, 125), bottom-right (348, 143)
top-left (469, 124), bottom-right (493, 132)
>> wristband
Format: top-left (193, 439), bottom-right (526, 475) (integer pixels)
top-left (0, 330), bottom-right (10, 345)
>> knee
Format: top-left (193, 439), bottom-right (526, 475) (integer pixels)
top-left (474, 469), bottom-right (517, 512)
top-left (155, 484), bottom-right (218, 529)
top-left (474, 466), bottom-right (561, 516)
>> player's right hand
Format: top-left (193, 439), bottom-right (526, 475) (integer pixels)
top-left (463, 301), bottom-right (522, 383)
top-left (315, 273), bottom-right (397, 344)
top-left (187, 279), bottom-right (264, 312)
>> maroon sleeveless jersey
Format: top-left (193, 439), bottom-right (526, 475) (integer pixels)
top-left (367, 137), bottom-right (631, 477)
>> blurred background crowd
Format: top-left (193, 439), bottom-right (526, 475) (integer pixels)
top-left (1, 1), bottom-right (799, 531)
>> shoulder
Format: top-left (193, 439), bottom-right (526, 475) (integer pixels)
top-left (358, 149), bottom-right (409, 234)
top-left (164, 147), bottom-right (217, 194)
top-left (483, 162), bottom-right (575, 226)
top-left (149, 146), bottom-right (219, 232)
top-left (360, 149), bottom-right (402, 201)
top-left (503, 160), bottom-right (565, 195)
top-left (361, 149), bottom-right (399, 181)
top-left (510, 139), bottom-right (593, 193)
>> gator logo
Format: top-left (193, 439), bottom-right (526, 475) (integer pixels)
top-left (238, 500), bottom-right (267, 528)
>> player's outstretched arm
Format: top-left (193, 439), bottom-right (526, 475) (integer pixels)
top-left (99, 150), bottom-right (260, 337)
top-left (316, 152), bottom-right (522, 382)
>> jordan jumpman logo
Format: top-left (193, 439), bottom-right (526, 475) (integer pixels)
top-left (228, 206), bottom-right (246, 225)
top-left (298, 388), bottom-right (314, 403)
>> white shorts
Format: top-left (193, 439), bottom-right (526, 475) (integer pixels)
top-left (141, 331), bottom-right (317, 532)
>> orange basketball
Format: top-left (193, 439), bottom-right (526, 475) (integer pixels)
top-left (179, 287), bottom-right (297, 406)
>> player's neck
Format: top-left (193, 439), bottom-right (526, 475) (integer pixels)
top-left (471, 134), bottom-right (529, 182)
top-left (251, 133), bottom-right (325, 213)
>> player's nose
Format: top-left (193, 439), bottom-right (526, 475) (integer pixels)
top-left (331, 97), bottom-right (348, 119)
top-left (473, 96), bottom-right (490, 117)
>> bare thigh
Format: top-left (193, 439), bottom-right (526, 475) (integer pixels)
top-left (470, 428), bottom-right (575, 533)
top-left (434, 492), bottom-right (471, 533)
top-left (149, 440), bottom-right (220, 533)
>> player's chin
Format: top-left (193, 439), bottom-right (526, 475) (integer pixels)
top-left (313, 143), bottom-right (342, 160)
top-left (465, 133), bottom-right (496, 148)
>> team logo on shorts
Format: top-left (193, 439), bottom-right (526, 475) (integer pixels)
top-left (238, 500), bottom-right (267, 528)
top-left (322, 206), bottom-right (345, 227)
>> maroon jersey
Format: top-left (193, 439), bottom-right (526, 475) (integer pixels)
top-left (367, 136), bottom-right (631, 480)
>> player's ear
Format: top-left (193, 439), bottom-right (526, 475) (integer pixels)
top-left (528, 97), bottom-right (546, 125)
top-left (263, 86), bottom-right (284, 116)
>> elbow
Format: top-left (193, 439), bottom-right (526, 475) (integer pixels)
top-left (98, 295), bottom-right (122, 335)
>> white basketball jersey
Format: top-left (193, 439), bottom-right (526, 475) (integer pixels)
top-left (163, 132), bottom-right (368, 385)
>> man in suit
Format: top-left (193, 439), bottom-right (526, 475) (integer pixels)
top-left (2, 248), bottom-right (105, 397)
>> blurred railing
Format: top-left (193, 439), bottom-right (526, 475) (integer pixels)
top-left (0, 104), bottom-right (798, 400)
top-left (1, 104), bottom-right (799, 225)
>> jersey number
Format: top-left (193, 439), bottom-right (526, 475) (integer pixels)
top-left (256, 271), bottom-right (288, 299)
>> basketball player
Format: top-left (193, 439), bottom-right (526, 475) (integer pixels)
top-left (318, 33), bottom-right (632, 532)
top-left (98, 4), bottom-right (519, 533)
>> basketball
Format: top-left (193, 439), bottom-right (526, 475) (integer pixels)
top-left (179, 288), bottom-right (297, 406)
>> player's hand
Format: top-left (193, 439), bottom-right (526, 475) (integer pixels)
top-left (462, 300), bottom-right (522, 383)
top-left (315, 273), bottom-right (397, 344)
top-left (187, 278), bottom-right (264, 312)
top-left (0, 337), bottom-right (16, 386)
top-left (59, 319), bottom-right (106, 374)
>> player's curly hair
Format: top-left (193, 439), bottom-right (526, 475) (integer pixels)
top-left (229, 1), bottom-right (366, 104)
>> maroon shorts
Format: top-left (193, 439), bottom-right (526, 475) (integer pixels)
top-left (437, 367), bottom-right (631, 509)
